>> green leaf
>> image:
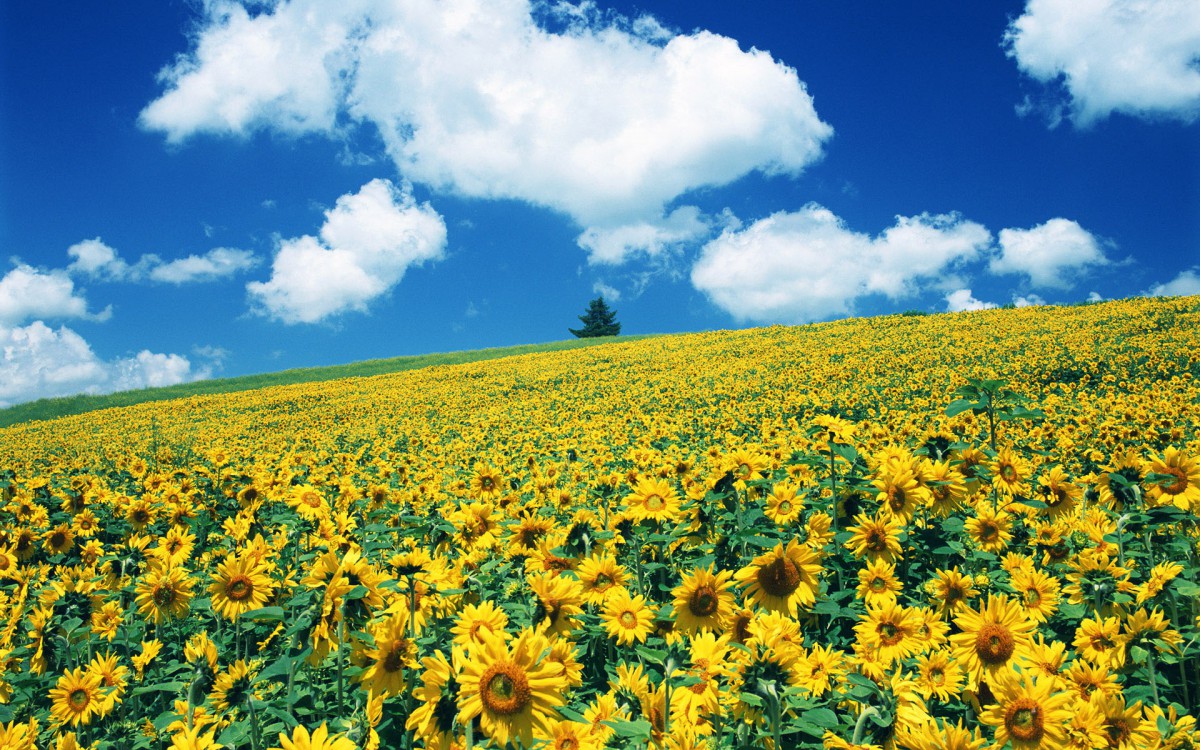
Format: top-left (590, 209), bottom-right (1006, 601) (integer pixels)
top-left (802, 708), bottom-right (839, 728)
top-left (557, 705), bottom-right (589, 723)
top-left (132, 681), bottom-right (188, 696)
top-left (242, 606), bottom-right (285, 622)
top-left (944, 400), bottom-right (976, 418)
top-left (739, 692), bottom-right (763, 707)
top-left (606, 719), bottom-right (652, 738)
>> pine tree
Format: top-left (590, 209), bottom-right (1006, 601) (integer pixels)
top-left (569, 296), bottom-right (621, 338)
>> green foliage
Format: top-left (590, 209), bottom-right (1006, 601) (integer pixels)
top-left (569, 296), bottom-right (622, 338)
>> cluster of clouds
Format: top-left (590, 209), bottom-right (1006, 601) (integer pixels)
top-left (0, 241), bottom-right (253, 407)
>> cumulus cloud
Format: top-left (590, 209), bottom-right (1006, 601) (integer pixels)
top-left (592, 281), bottom-right (621, 302)
top-left (945, 289), bottom-right (998, 312)
top-left (1004, 0), bottom-right (1200, 126)
top-left (990, 218), bottom-right (1108, 289)
top-left (690, 205), bottom-right (992, 323)
top-left (578, 207), bottom-right (711, 265)
top-left (1012, 294), bottom-right (1047, 308)
top-left (0, 321), bottom-right (208, 407)
top-left (141, 0), bottom-right (832, 256)
top-left (1147, 267), bottom-right (1200, 297)
top-left (0, 265), bottom-right (108, 325)
top-left (67, 238), bottom-right (132, 280)
top-left (148, 248), bottom-right (258, 284)
top-left (247, 178), bottom-right (447, 323)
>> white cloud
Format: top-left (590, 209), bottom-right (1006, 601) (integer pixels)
top-left (148, 248), bottom-right (258, 284)
top-left (1147, 267), bottom-right (1200, 297)
top-left (945, 289), bottom-right (998, 312)
top-left (691, 204), bottom-right (992, 323)
top-left (247, 178), bottom-right (447, 323)
top-left (592, 281), bottom-right (621, 302)
top-left (0, 321), bottom-right (208, 407)
top-left (67, 238), bottom-right (132, 280)
top-left (1087, 291), bottom-right (1104, 302)
top-left (1004, 0), bottom-right (1200, 126)
top-left (0, 265), bottom-right (106, 326)
top-left (578, 206), bottom-right (711, 265)
top-left (1013, 294), bottom-right (1047, 307)
top-left (990, 218), bottom-right (1108, 289)
top-left (141, 0), bottom-right (832, 256)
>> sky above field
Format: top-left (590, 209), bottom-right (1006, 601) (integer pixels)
top-left (1, 0), bottom-right (1199, 406)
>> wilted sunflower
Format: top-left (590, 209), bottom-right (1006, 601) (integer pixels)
top-left (734, 539), bottom-right (822, 616)
top-left (981, 671), bottom-right (1074, 750)
top-left (134, 565), bottom-right (195, 623)
top-left (457, 628), bottom-right (567, 749)
top-left (601, 589), bottom-right (654, 646)
top-left (949, 594), bottom-right (1036, 688)
top-left (48, 666), bottom-right (104, 727)
top-left (671, 564), bottom-right (735, 634)
top-left (208, 553), bottom-right (274, 621)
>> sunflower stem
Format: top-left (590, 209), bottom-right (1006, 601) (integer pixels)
top-left (337, 602), bottom-right (347, 712)
top-left (828, 442), bottom-right (839, 537)
top-left (246, 695), bottom-right (263, 750)
top-left (1146, 648), bottom-right (1161, 707)
top-left (852, 705), bottom-right (878, 746)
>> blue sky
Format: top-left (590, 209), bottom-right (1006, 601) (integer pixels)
top-left (1, 0), bottom-right (1198, 406)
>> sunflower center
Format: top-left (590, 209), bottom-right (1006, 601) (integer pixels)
top-left (928, 668), bottom-right (945, 686)
top-left (481, 477), bottom-right (494, 490)
top-left (887, 488), bottom-right (906, 512)
top-left (153, 585), bottom-right (176, 606)
top-left (1023, 589), bottom-right (1042, 606)
top-left (559, 740), bottom-right (579, 750)
top-left (69, 688), bottom-right (90, 710)
top-left (975, 623), bottom-right (1015, 664)
top-left (1005, 700), bottom-right (1044, 742)
top-left (383, 639), bottom-right (407, 673)
top-left (50, 531), bottom-right (67, 547)
top-left (689, 585), bottom-right (719, 617)
top-left (945, 584), bottom-right (965, 603)
top-left (778, 500), bottom-right (793, 514)
top-left (644, 494), bottom-right (665, 511)
top-left (300, 492), bottom-right (322, 507)
top-left (878, 621), bottom-right (905, 646)
top-left (481, 664), bottom-right (531, 716)
top-left (619, 611), bottom-right (638, 628)
top-left (756, 556), bottom-right (801, 598)
top-left (133, 510), bottom-right (150, 523)
top-left (1000, 464), bottom-right (1018, 482)
top-left (226, 576), bottom-right (253, 601)
top-left (869, 577), bottom-right (888, 593)
top-left (1104, 718), bottom-right (1131, 745)
top-left (1162, 468), bottom-right (1187, 495)
top-left (978, 522), bottom-right (999, 541)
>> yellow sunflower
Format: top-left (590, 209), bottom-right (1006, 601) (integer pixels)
top-left (406, 650), bottom-right (460, 750)
top-left (763, 482), bottom-right (805, 526)
top-left (208, 553), bottom-right (274, 621)
top-left (1142, 446), bottom-right (1200, 511)
top-left (574, 553), bottom-right (629, 607)
top-left (601, 589), bottom-right (654, 646)
top-left (949, 594), bottom-right (1036, 689)
top-left (854, 601), bottom-right (923, 666)
top-left (1009, 567), bottom-right (1061, 624)
top-left (624, 477), bottom-right (682, 523)
top-left (457, 628), bottom-right (567, 749)
top-left (927, 567), bottom-right (977, 618)
top-left (358, 609), bottom-right (416, 696)
top-left (48, 666), bottom-right (104, 727)
top-left (210, 659), bottom-right (256, 713)
top-left (914, 649), bottom-right (963, 702)
top-left (856, 558), bottom-right (902, 607)
top-left (734, 539), bottom-right (822, 616)
top-left (671, 564), bottom-right (735, 634)
top-left (134, 565), bottom-right (196, 623)
top-left (270, 722), bottom-right (357, 750)
top-left (470, 464), bottom-right (506, 501)
top-left (990, 447), bottom-right (1030, 497)
top-left (451, 601), bottom-right (510, 651)
top-left (964, 505), bottom-right (1012, 554)
top-left (844, 512), bottom-right (905, 562)
top-left (873, 464), bottom-right (931, 524)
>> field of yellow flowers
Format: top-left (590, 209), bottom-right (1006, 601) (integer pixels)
top-left (0, 296), bottom-right (1198, 750)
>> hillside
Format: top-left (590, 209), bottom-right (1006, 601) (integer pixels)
top-left (0, 296), bottom-right (1197, 749)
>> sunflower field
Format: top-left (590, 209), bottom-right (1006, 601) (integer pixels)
top-left (0, 296), bottom-right (1198, 750)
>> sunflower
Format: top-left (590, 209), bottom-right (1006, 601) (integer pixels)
top-left (624, 477), bottom-right (682, 523)
top-left (575, 553), bottom-right (629, 606)
top-left (854, 601), bottom-right (923, 665)
top-left (734, 539), bottom-right (822, 616)
top-left (671, 564), bottom-right (735, 634)
top-left (873, 464), bottom-right (931, 524)
top-left (950, 594), bottom-right (1036, 689)
top-left (457, 628), bottom-right (567, 749)
top-left (1035, 467), bottom-right (1082, 519)
top-left (914, 649), bottom-right (963, 702)
top-left (923, 460), bottom-right (968, 518)
top-left (796, 643), bottom-right (845, 698)
top-left (169, 725), bottom-right (225, 750)
top-left (964, 505), bottom-right (1012, 554)
top-left (470, 464), bottom-right (506, 501)
top-left (856, 558), bottom-right (902, 607)
top-left (907, 718), bottom-right (987, 750)
top-left (1063, 660), bottom-right (1121, 703)
top-left (1009, 568), bottom-right (1061, 624)
top-left (358, 609), bottom-right (416, 696)
top-left (546, 720), bottom-right (600, 750)
top-left (90, 601), bottom-right (124, 641)
top-left (1073, 617), bottom-right (1126, 672)
top-left (208, 553), bottom-right (274, 621)
top-left (927, 568), bottom-right (977, 619)
top-left (1142, 446), bottom-right (1200, 511)
top-left (991, 447), bottom-right (1030, 497)
top-left (451, 601), bottom-right (510, 651)
top-left (87, 651), bottom-right (128, 715)
top-left (43, 524), bottom-right (75, 556)
top-left (528, 571), bottom-right (584, 637)
top-left (287, 485), bottom-right (329, 523)
top-left (270, 722), bottom-right (357, 750)
top-left (602, 588), bottom-right (654, 646)
top-left (844, 512), bottom-right (905, 562)
top-left (48, 666), bottom-right (104, 727)
top-left (763, 482), bottom-right (804, 526)
top-left (0, 545), bottom-right (18, 580)
top-left (131, 639), bottom-right (163, 681)
top-left (0, 718), bottom-right (38, 750)
top-left (720, 448), bottom-right (769, 486)
top-left (1090, 693), bottom-right (1158, 750)
top-left (210, 659), bottom-right (256, 713)
top-left (154, 526), bottom-right (197, 568)
top-left (406, 650), bottom-right (461, 750)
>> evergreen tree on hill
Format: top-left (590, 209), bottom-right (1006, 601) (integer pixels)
top-left (569, 296), bottom-right (621, 338)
